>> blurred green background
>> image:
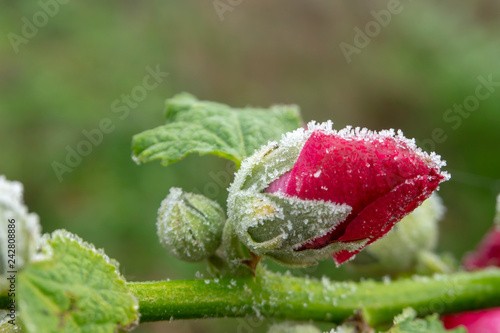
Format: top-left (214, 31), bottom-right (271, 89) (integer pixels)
top-left (1, 1), bottom-right (499, 332)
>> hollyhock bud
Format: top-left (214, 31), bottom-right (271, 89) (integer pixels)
top-left (463, 194), bottom-right (500, 271)
top-left (442, 308), bottom-right (500, 333)
top-left (227, 121), bottom-right (449, 267)
top-left (463, 226), bottom-right (500, 270)
top-left (157, 188), bottom-right (225, 262)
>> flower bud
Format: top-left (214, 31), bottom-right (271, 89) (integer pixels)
top-left (349, 194), bottom-right (444, 275)
top-left (463, 194), bottom-right (500, 270)
top-left (0, 175), bottom-right (41, 292)
top-left (227, 121), bottom-right (449, 267)
top-left (157, 188), bottom-right (225, 262)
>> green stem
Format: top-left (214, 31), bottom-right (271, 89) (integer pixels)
top-left (124, 268), bottom-right (500, 326)
top-left (2, 269), bottom-right (500, 325)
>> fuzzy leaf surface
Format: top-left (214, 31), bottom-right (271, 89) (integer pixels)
top-left (18, 230), bottom-right (138, 333)
top-left (132, 93), bottom-right (302, 166)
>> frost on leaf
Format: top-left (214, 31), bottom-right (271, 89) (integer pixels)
top-left (387, 308), bottom-right (465, 333)
top-left (131, 93), bottom-right (303, 166)
top-left (0, 175), bottom-right (41, 292)
top-left (18, 230), bottom-right (139, 333)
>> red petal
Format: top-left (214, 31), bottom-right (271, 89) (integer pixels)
top-left (273, 131), bottom-right (444, 251)
top-left (330, 174), bottom-right (442, 264)
top-left (463, 226), bottom-right (500, 270)
top-left (442, 307), bottom-right (500, 333)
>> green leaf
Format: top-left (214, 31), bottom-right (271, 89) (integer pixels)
top-left (132, 93), bottom-right (302, 166)
top-left (386, 308), bottom-right (466, 333)
top-left (17, 230), bottom-right (139, 333)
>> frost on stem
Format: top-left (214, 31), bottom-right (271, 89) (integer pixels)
top-left (157, 188), bottom-right (226, 262)
top-left (226, 121), bottom-right (449, 268)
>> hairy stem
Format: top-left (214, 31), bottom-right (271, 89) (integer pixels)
top-left (124, 268), bottom-right (500, 326)
top-left (2, 269), bottom-right (500, 325)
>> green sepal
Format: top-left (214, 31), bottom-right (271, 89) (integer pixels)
top-left (233, 192), bottom-right (360, 267)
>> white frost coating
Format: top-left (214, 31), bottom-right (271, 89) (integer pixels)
top-left (0, 175), bottom-right (41, 292)
top-left (306, 121), bottom-right (450, 181)
top-left (38, 229), bottom-right (123, 276)
top-left (157, 188), bottom-right (193, 258)
top-left (393, 307), bottom-right (417, 325)
top-left (28, 230), bottom-right (141, 329)
top-left (0, 311), bottom-right (22, 331)
top-left (131, 154), bottom-right (141, 165)
top-left (271, 192), bottom-right (352, 250)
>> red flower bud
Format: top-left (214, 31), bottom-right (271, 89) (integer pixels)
top-left (463, 226), bottom-right (500, 270)
top-left (442, 307), bottom-right (500, 333)
top-left (463, 195), bottom-right (500, 271)
top-left (265, 123), bottom-right (449, 265)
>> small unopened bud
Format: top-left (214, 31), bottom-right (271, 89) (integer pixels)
top-left (157, 188), bottom-right (225, 262)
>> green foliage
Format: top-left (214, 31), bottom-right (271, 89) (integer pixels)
top-left (132, 93), bottom-right (303, 166)
top-left (17, 230), bottom-right (138, 333)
